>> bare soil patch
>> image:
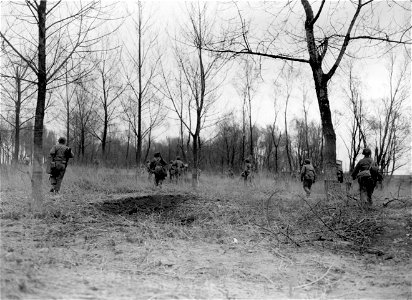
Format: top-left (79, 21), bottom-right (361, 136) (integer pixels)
top-left (97, 194), bottom-right (191, 215)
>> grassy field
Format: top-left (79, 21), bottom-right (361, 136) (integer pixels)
top-left (1, 165), bottom-right (411, 299)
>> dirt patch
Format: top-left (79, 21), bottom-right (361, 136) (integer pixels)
top-left (94, 194), bottom-right (198, 225)
top-left (96, 194), bottom-right (190, 214)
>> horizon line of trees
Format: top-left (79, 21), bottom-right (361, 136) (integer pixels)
top-left (1, 104), bottom-right (408, 177)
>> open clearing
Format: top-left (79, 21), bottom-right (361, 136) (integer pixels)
top-left (1, 167), bottom-right (411, 299)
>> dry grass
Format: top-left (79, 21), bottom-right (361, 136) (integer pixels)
top-left (1, 165), bottom-right (410, 249)
top-left (1, 165), bottom-right (411, 299)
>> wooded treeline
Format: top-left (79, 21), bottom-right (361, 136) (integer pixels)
top-left (0, 1), bottom-right (410, 199)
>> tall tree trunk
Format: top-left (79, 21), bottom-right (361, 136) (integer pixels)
top-left (303, 100), bottom-right (310, 158)
top-left (248, 89), bottom-right (253, 160)
top-left (81, 128), bottom-right (85, 158)
top-left (179, 117), bottom-right (186, 161)
top-left (126, 123), bottom-right (130, 163)
top-left (241, 97), bottom-right (246, 164)
top-left (136, 1), bottom-right (143, 165)
top-left (13, 76), bottom-right (21, 163)
top-left (143, 131), bottom-right (151, 163)
top-left (313, 76), bottom-right (336, 179)
top-left (31, 0), bottom-right (47, 208)
top-left (65, 63), bottom-right (70, 145)
top-left (284, 100), bottom-right (293, 172)
top-left (231, 143), bottom-right (235, 168)
top-left (192, 133), bottom-right (199, 187)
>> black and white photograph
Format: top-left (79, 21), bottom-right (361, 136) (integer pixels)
top-left (0, 0), bottom-right (411, 299)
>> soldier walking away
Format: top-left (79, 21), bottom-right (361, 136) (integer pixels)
top-left (241, 159), bottom-right (252, 184)
top-left (227, 167), bottom-right (234, 178)
top-left (351, 148), bottom-right (382, 206)
top-left (48, 137), bottom-right (74, 194)
top-left (300, 159), bottom-right (316, 197)
top-left (170, 156), bottom-right (184, 182)
top-left (168, 160), bottom-right (177, 181)
top-left (149, 152), bottom-right (168, 186)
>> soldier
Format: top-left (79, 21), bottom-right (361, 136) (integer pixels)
top-left (173, 156), bottom-right (184, 180)
top-left (48, 137), bottom-right (74, 194)
top-left (241, 159), bottom-right (252, 184)
top-left (182, 163), bottom-right (189, 175)
top-left (300, 159), bottom-right (316, 197)
top-left (351, 148), bottom-right (382, 206)
top-left (149, 152), bottom-right (168, 186)
top-left (336, 160), bottom-right (344, 183)
top-left (227, 167), bottom-right (234, 178)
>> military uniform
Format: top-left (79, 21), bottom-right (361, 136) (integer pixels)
top-left (300, 160), bottom-right (316, 196)
top-left (351, 157), bottom-right (380, 205)
top-left (170, 157), bottom-right (184, 181)
top-left (241, 160), bottom-right (252, 182)
top-left (351, 148), bottom-right (383, 205)
top-left (150, 153), bottom-right (168, 186)
top-left (49, 140), bottom-right (74, 193)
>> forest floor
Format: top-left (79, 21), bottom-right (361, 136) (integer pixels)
top-left (1, 166), bottom-right (411, 299)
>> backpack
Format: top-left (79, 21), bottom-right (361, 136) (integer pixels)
top-left (357, 161), bottom-right (373, 179)
top-left (304, 167), bottom-right (315, 180)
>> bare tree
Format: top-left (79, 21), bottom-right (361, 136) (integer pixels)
top-left (0, 50), bottom-right (36, 163)
top-left (341, 62), bottom-right (368, 172)
top-left (121, 1), bottom-right (162, 165)
top-left (121, 1), bottom-right (164, 166)
top-left (1, 1), bottom-right (123, 207)
top-left (161, 3), bottom-right (223, 187)
top-left (58, 59), bottom-right (94, 147)
top-left (70, 80), bottom-right (98, 162)
top-left (276, 63), bottom-right (297, 173)
top-left (208, 0), bottom-right (411, 179)
top-left (369, 51), bottom-right (410, 176)
top-left (233, 58), bottom-right (260, 163)
top-left (91, 44), bottom-right (126, 161)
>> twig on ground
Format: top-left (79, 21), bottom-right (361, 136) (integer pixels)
top-left (299, 196), bottom-right (351, 242)
top-left (293, 264), bottom-right (333, 290)
top-left (253, 222), bottom-right (301, 247)
top-left (382, 198), bottom-right (407, 207)
top-left (259, 273), bottom-right (275, 285)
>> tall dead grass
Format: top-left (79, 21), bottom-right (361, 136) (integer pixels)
top-left (1, 165), bottom-right (410, 253)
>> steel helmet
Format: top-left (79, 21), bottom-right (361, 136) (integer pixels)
top-left (362, 148), bottom-right (372, 156)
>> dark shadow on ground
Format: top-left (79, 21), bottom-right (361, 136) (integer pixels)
top-left (95, 194), bottom-right (193, 219)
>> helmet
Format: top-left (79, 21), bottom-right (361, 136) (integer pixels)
top-left (304, 159), bottom-right (311, 164)
top-left (154, 152), bottom-right (161, 158)
top-left (176, 156), bottom-right (181, 160)
top-left (58, 137), bottom-right (66, 144)
top-left (362, 148), bottom-right (372, 156)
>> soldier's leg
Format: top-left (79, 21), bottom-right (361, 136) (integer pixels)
top-left (307, 180), bottom-right (313, 196)
top-left (54, 169), bottom-right (66, 192)
top-left (366, 179), bottom-right (375, 205)
top-left (303, 180), bottom-right (311, 196)
top-left (359, 180), bottom-right (368, 204)
top-left (49, 175), bottom-right (57, 192)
